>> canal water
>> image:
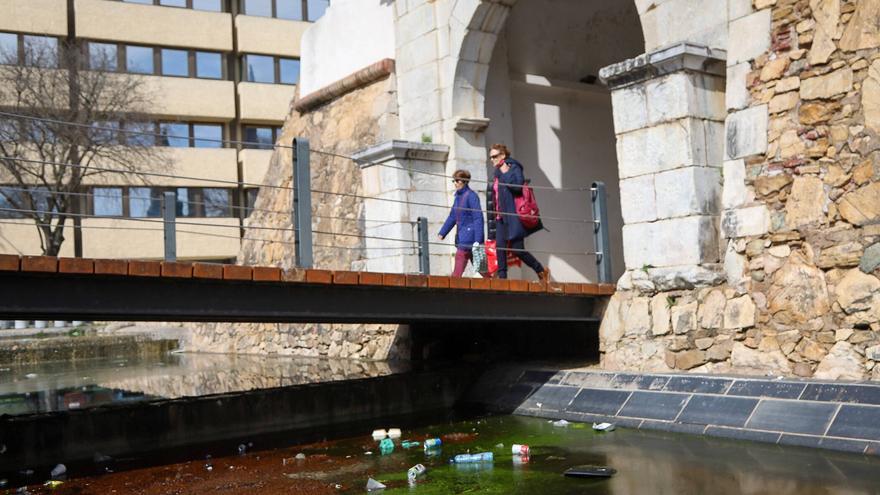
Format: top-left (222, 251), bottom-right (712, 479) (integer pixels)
top-left (19, 415), bottom-right (880, 494)
top-left (0, 352), bottom-right (406, 415)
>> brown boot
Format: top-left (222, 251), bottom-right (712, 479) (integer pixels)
top-left (538, 267), bottom-right (551, 284)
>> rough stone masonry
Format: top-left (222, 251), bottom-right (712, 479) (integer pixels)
top-left (602, 0), bottom-right (880, 380)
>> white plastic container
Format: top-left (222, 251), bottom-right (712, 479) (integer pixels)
top-left (371, 429), bottom-right (387, 441)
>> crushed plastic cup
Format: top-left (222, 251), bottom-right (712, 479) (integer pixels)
top-left (371, 429), bottom-right (388, 441)
top-left (511, 444), bottom-right (530, 456)
top-left (379, 438), bottom-right (394, 455)
top-left (387, 428), bottom-right (402, 439)
top-left (407, 463), bottom-right (426, 482)
top-left (592, 422), bottom-right (616, 432)
top-left (50, 464), bottom-right (66, 478)
top-left (366, 477), bottom-right (386, 492)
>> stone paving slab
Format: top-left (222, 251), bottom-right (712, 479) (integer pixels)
top-left (473, 367), bottom-right (880, 457)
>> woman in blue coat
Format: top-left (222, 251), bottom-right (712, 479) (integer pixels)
top-left (486, 143), bottom-right (549, 282)
top-left (438, 169), bottom-right (484, 277)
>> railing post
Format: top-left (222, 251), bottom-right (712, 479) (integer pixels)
top-left (163, 191), bottom-right (177, 262)
top-left (417, 216), bottom-right (430, 275)
top-left (591, 181), bottom-right (612, 284)
top-left (292, 138), bottom-right (313, 268)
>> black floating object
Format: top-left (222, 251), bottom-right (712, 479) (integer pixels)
top-left (564, 465), bottom-right (617, 478)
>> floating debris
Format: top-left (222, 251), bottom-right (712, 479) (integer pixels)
top-left (379, 438), bottom-right (394, 455)
top-left (400, 440), bottom-right (420, 449)
top-left (371, 429), bottom-right (387, 441)
top-left (24, 373), bottom-right (37, 379)
top-left (387, 428), bottom-right (401, 439)
top-left (366, 477), bottom-right (386, 492)
top-left (295, 453), bottom-right (306, 460)
top-left (511, 444), bottom-right (530, 455)
top-left (43, 480), bottom-right (64, 489)
top-left (552, 419), bottom-right (570, 427)
top-left (50, 464), bottom-right (66, 478)
top-left (592, 422), bottom-right (616, 432)
top-left (407, 463), bottom-right (426, 483)
top-left (563, 465), bottom-right (617, 478)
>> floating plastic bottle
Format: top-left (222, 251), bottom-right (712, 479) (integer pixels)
top-left (452, 452), bottom-right (493, 463)
top-left (423, 438), bottom-right (442, 451)
top-left (379, 438), bottom-right (394, 455)
top-left (407, 463), bottom-right (426, 482)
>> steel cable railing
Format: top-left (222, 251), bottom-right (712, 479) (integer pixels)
top-left (0, 113), bottom-right (612, 280)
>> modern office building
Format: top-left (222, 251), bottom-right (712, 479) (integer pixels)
top-left (0, 0), bottom-right (327, 260)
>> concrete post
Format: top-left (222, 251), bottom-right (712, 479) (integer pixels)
top-left (599, 43), bottom-right (727, 290)
top-left (352, 140), bottom-right (450, 274)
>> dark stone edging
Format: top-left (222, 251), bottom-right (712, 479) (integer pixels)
top-left (466, 368), bottom-right (880, 457)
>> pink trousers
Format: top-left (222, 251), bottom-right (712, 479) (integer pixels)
top-left (453, 248), bottom-right (473, 277)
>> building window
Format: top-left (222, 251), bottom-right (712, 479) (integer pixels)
top-left (0, 32), bottom-right (18, 65)
top-left (195, 51), bottom-right (222, 79)
top-left (22, 35), bottom-right (58, 68)
top-left (124, 122), bottom-right (157, 146)
top-left (88, 42), bottom-right (118, 71)
top-left (193, 124), bottom-right (223, 148)
top-left (129, 187), bottom-right (163, 217)
top-left (0, 187), bottom-right (25, 218)
top-left (241, 0), bottom-right (326, 21)
top-left (203, 188), bottom-right (231, 217)
top-left (243, 126), bottom-right (281, 149)
top-left (243, 54), bottom-right (274, 83)
top-left (125, 45), bottom-right (154, 74)
top-left (161, 48), bottom-right (189, 77)
top-left (93, 187), bottom-right (124, 217)
top-left (159, 122), bottom-right (190, 147)
top-left (192, 0), bottom-right (223, 11)
top-left (306, 0), bottom-right (328, 21)
top-left (123, 0), bottom-right (154, 4)
top-left (242, 55), bottom-right (298, 84)
top-left (87, 41), bottom-right (223, 79)
top-left (159, 0), bottom-right (187, 6)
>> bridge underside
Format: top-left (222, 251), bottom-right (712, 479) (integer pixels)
top-left (0, 271), bottom-right (607, 325)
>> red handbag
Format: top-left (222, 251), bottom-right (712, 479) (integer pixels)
top-left (484, 239), bottom-right (520, 277)
top-left (515, 180), bottom-right (540, 229)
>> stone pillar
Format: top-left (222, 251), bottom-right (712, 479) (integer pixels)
top-left (352, 140), bottom-right (452, 274)
top-left (599, 43), bottom-right (727, 291)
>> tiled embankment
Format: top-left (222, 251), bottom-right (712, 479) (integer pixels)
top-left (467, 368), bottom-right (880, 456)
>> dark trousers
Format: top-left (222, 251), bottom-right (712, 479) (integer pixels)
top-left (496, 221), bottom-right (543, 279)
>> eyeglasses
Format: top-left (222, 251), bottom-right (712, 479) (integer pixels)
top-left (452, 179), bottom-right (464, 184)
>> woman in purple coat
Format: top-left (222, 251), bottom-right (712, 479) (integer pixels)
top-left (438, 170), bottom-right (484, 277)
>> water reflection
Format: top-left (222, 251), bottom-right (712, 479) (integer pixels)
top-left (0, 353), bottom-right (407, 415)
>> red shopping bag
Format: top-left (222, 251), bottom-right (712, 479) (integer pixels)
top-left (484, 239), bottom-right (520, 277)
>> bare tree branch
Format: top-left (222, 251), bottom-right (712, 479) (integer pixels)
top-left (0, 37), bottom-right (172, 255)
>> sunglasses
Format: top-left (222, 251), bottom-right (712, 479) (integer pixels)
top-left (489, 154), bottom-right (501, 159)
top-left (452, 179), bottom-right (465, 184)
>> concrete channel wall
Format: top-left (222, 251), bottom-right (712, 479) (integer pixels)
top-left (467, 367), bottom-right (880, 457)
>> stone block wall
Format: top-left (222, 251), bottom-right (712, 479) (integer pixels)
top-left (602, 0), bottom-right (880, 381)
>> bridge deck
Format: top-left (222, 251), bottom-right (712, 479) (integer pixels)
top-left (0, 255), bottom-right (614, 324)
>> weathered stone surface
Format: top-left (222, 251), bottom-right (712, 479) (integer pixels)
top-left (768, 252), bottom-right (831, 324)
top-left (836, 328), bottom-right (855, 341)
top-left (799, 338), bottom-right (828, 362)
top-left (866, 344), bottom-right (880, 361)
top-left (599, 293), bottom-right (626, 344)
top-left (754, 174), bottom-right (793, 197)
top-left (863, 61), bottom-right (880, 133)
top-left (807, 0), bottom-right (840, 65)
top-left (817, 242), bottom-right (863, 268)
top-left (799, 102), bottom-right (837, 125)
top-left (647, 265), bottom-right (726, 291)
top-left (769, 91), bottom-right (799, 113)
top-left (624, 297), bottom-right (652, 336)
top-left (730, 342), bottom-right (793, 375)
top-left (722, 205), bottom-right (771, 238)
top-left (675, 349), bottom-right (708, 370)
top-left (699, 290), bottom-right (726, 329)
top-left (724, 295), bottom-right (757, 329)
top-left (651, 293), bottom-right (671, 336)
top-left (800, 67), bottom-right (853, 100)
top-left (835, 268), bottom-right (880, 318)
top-left (768, 245), bottom-right (791, 258)
top-left (814, 341), bottom-right (865, 380)
top-left (671, 301), bottom-right (698, 335)
top-left (707, 338), bottom-right (734, 361)
top-left (785, 177), bottom-right (826, 228)
top-left (838, 183), bottom-right (880, 225)
top-left (776, 76), bottom-right (800, 93)
top-left (726, 105), bottom-right (768, 159)
top-left (861, 243), bottom-right (880, 273)
top-left (823, 164), bottom-right (850, 187)
top-left (695, 337), bottom-right (715, 350)
top-left (839, 0), bottom-right (880, 51)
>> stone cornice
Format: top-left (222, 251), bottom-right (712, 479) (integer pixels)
top-left (352, 140), bottom-right (450, 168)
top-left (293, 58), bottom-right (395, 113)
top-left (599, 42), bottom-right (727, 90)
top-left (454, 117), bottom-right (490, 133)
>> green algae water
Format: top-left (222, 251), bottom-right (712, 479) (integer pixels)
top-left (304, 415), bottom-right (880, 495)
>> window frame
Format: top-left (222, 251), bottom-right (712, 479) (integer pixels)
top-left (0, 33), bottom-right (60, 68)
top-left (89, 186), bottom-right (236, 218)
top-left (242, 54), bottom-right (299, 85)
top-left (242, 125), bottom-right (282, 149)
top-left (118, 0), bottom-right (227, 12)
top-left (240, 0), bottom-right (325, 22)
top-left (85, 41), bottom-right (225, 79)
